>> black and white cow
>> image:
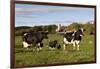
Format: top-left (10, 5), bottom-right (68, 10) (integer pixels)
top-left (49, 40), bottom-right (61, 50)
top-left (22, 31), bottom-right (48, 51)
top-left (63, 28), bottom-right (84, 51)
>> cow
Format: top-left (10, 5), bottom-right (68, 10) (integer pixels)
top-left (48, 40), bottom-right (61, 50)
top-left (63, 28), bottom-right (84, 51)
top-left (22, 31), bottom-right (48, 51)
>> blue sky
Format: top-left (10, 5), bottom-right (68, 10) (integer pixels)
top-left (15, 4), bottom-right (94, 27)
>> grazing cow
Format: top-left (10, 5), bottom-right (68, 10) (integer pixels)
top-left (49, 40), bottom-right (61, 50)
top-left (22, 31), bottom-right (48, 51)
top-left (63, 28), bottom-right (84, 51)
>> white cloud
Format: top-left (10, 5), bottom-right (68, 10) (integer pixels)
top-left (15, 6), bottom-right (92, 12)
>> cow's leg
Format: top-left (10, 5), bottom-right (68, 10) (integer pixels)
top-left (72, 41), bottom-right (76, 50)
top-left (36, 43), bottom-right (43, 51)
top-left (36, 43), bottom-right (40, 51)
top-left (39, 43), bottom-right (43, 50)
top-left (77, 44), bottom-right (80, 51)
top-left (63, 44), bottom-right (66, 50)
top-left (76, 40), bottom-right (80, 50)
top-left (63, 38), bottom-right (68, 51)
top-left (32, 43), bottom-right (37, 52)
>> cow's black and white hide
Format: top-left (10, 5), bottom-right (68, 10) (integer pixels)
top-left (22, 31), bottom-right (48, 51)
top-left (63, 28), bottom-right (84, 51)
top-left (48, 40), bottom-right (61, 50)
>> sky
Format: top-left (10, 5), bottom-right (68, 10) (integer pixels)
top-left (15, 4), bottom-right (94, 27)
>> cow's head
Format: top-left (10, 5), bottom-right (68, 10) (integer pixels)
top-left (41, 31), bottom-right (48, 39)
top-left (76, 28), bottom-right (85, 36)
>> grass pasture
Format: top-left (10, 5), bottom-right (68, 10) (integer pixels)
top-left (15, 34), bottom-right (95, 67)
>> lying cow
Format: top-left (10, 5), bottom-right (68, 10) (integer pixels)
top-left (22, 31), bottom-right (48, 51)
top-left (63, 28), bottom-right (84, 51)
top-left (49, 40), bottom-right (61, 50)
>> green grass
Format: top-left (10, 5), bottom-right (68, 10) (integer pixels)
top-left (15, 34), bottom-right (95, 66)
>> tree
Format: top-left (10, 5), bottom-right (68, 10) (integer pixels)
top-left (66, 23), bottom-right (82, 31)
top-left (82, 22), bottom-right (94, 34)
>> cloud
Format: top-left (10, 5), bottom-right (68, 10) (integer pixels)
top-left (15, 14), bottom-right (38, 18)
top-left (15, 6), bottom-right (92, 12)
top-left (15, 7), bottom-right (67, 12)
top-left (15, 5), bottom-right (93, 19)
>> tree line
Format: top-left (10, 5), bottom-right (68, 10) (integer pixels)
top-left (15, 25), bottom-right (57, 36)
top-left (15, 22), bottom-right (95, 36)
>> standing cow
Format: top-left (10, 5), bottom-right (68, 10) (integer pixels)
top-left (63, 28), bottom-right (84, 51)
top-left (22, 31), bottom-right (48, 51)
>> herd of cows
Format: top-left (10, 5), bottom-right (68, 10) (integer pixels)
top-left (22, 28), bottom-right (85, 51)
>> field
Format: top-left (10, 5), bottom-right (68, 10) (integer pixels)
top-left (15, 34), bottom-right (95, 67)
